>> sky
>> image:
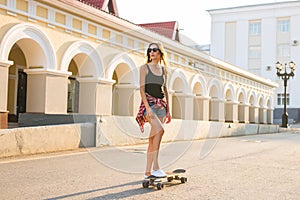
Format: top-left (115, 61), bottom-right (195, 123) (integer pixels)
top-left (116, 0), bottom-right (298, 45)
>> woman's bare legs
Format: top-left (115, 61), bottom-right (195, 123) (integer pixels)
top-left (145, 114), bottom-right (164, 177)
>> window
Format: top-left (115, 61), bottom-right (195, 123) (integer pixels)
top-left (277, 93), bottom-right (290, 105)
top-left (249, 22), bottom-right (261, 35)
top-left (249, 46), bottom-right (261, 59)
top-left (277, 19), bottom-right (290, 33)
top-left (277, 44), bottom-right (290, 57)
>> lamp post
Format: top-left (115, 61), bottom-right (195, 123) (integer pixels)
top-left (276, 61), bottom-right (296, 128)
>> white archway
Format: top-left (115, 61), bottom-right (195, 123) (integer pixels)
top-left (237, 87), bottom-right (248, 123)
top-left (169, 68), bottom-right (189, 93)
top-left (106, 53), bottom-right (138, 86)
top-left (0, 23), bottom-right (56, 69)
top-left (207, 78), bottom-right (224, 121)
top-left (61, 41), bottom-right (104, 78)
top-left (106, 53), bottom-right (138, 116)
top-left (224, 83), bottom-right (237, 122)
top-left (190, 74), bottom-right (208, 97)
top-left (207, 78), bottom-right (223, 99)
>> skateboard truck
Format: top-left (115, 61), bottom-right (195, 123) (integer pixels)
top-left (142, 169), bottom-right (187, 190)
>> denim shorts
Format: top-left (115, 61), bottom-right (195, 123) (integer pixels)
top-left (144, 103), bottom-right (166, 117)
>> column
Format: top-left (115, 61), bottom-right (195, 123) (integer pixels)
top-left (238, 103), bottom-right (249, 123)
top-left (172, 93), bottom-right (194, 120)
top-left (249, 105), bottom-right (259, 123)
top-left (24, 69), bottom-right (70, 114)
top-left (267, 108), bottom-right (274, 124)
top-left (112, 84), bottom-right (139, 116)
top-left (78, 78), bottom-right (116, 115)
top-left (194, 96), bottom-right (210, 121)
top-left (225, 101), bottom-right (239, 123)
top-left (0, 60), bottom-right (14, 129)
top-left (259, 106), bottom-right (268, 124)
top-left (95, 79), bottom-right (116, 115)
top-left (210, 98), bottom-right (225, 122)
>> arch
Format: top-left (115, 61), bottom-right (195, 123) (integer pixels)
top-left (207, 78), bottom-right (223, 99)
top-left (169, 68), bottom-right (189, 93)
top-left (0, 23), bottom-right (56, 69)
top-left (223, 83), bottom-right (236, 102)
top-left (266, 96), bottom-right (273, 109)
top-left (61, 41), bottom-right (104, 78)
top-left (247, 91), bottom-right (257, 106)
top-left (257, 94), bottom-right (265, 107)
top-left (237, 88), bottom-right (247, 104)
top-left (107, 53), bottom-right (138, 116)
top-left (190, 74), bottom-right (208, 96)
top-left (237, 87), bottom-right (248, 123)
top-left (257, 94), bottom-right (265, 123)
top-left (248, 91), bottom-right (257, 123)
top-left (106, 53), bottom-right (138, 86)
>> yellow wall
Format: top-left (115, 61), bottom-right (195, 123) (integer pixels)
top-left (37, 6), bottom-right (48, 19)
top-left (55, 12), bottom-right (66, 25)
top-left (16, 0), bottom-right (28, 13)
top-left (0, 0), bottom-right (6, 6)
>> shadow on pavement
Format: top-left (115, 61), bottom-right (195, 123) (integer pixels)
top-left (88, 187), bottom-right (154, 199)
top-left (46, 180), bottom-right (154, 200)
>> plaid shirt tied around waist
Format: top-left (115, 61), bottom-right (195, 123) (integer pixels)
top-left (135, 93), bottom-right (167, 133)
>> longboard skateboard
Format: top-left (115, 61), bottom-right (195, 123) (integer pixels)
top-left (142, 169), bottom-right (187, 190)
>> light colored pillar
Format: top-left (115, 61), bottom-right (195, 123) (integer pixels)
top-left (267, 108), bottom-right (274, 124)
top-left (113, 84), bottom-right (139, 116)
top-left (225, 101), bottom-right (239, 123)
top-left (210, 98), bottom-right (225, 122)
top-left (259, 106), bottom-right (268, 124)
top-left (249, 105), bottom-right (259, 123)
top-left (24, 69), bottom-right (70, 114)
top-left (194, 96), bottom-right (210, 121)
top-left (0, 60), bottom-right (13, 129)
top-left (96, 79), bottom-right (115, 115)
top-left (238, 103), bottom-right (249, 123)
top-left (172, 93), bottom-right (194, 120)
top-left (77, 78), bottom-right (116, 115)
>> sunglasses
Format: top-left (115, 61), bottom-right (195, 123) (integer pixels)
top-left (147, 48), bottom-right (160, 53)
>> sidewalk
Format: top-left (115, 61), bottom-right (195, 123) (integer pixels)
top-left (0, 132), bottom-right (299, 199)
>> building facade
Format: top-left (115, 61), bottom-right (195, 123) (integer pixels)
top-left (0, 0), bottom-right (277, 131)
top-left (208, 1), bottom-right (300, 124)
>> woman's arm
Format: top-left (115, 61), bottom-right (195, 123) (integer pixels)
top-left (163, 67), bottom-right (171, 123)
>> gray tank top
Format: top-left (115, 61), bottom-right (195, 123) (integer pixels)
top-left (145, 64), bottom-right (165, 99)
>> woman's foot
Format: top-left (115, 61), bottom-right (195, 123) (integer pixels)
top-left (144, 175), bottom-right (150, 180)
top-left (151, 169), bottom-right (166, 177)
top-left (144, 173), bottom-right (151, 180)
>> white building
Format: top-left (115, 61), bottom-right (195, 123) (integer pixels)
top-left (208, 1), bottom-right (300, 124)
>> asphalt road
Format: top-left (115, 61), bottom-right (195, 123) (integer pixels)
top-left (1, 131), bottom-right (300, 200)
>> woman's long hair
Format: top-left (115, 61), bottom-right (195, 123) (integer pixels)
top-left (146, 42), bottom-right (168, 67)
top-left (146, 41), bottom-right (169, 86)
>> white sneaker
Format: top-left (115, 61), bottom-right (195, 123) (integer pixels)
top-left (151, 169), bottom-right (166, 177)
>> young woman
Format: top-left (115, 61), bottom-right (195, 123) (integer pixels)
top-left (136, 42), bottom-right (171, 178)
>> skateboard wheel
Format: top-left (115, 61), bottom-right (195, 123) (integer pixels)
top-left (156, 183), bottom-right (165, 190)
top-left (167, 177), bottom-right (173, 182)
top-left (142, 180), bottom-right (150, 188)
top-left (180, 177), bottom-right (187, 183)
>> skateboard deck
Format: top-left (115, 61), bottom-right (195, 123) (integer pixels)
top-left (142, 169), bottom-right (187, 190)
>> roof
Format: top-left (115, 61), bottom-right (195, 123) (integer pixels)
top-left (139, 21), bottom-right (180, 41)
top-left (207, 0), bottom-right (300, 12)
top-left (78, 0), bottom-right (119, 16)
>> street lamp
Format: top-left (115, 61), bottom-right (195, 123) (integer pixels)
top-left (276, 61), bottom-right (296, 128)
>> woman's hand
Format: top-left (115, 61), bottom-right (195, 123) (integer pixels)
top-left (164, 111), bottom-right (172, 124)
top-left (145, 107), bottom-right (153, 121)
